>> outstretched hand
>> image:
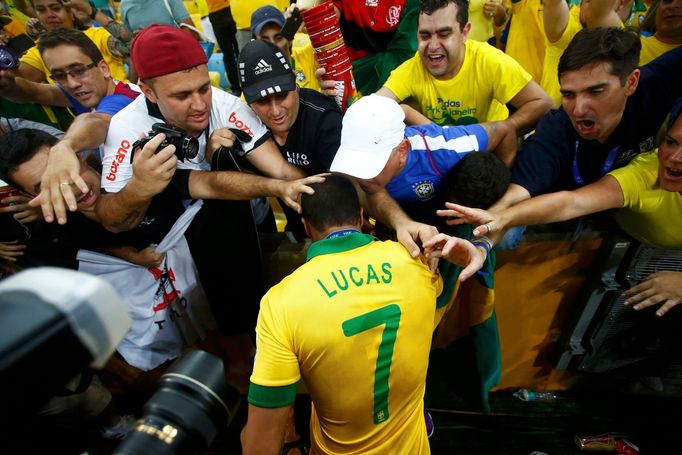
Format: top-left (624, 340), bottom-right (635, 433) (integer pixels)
top-left (624, 271), bottom-right (682, 317)
top-left (395, 220), bottom-right (439, 272)
top-left (422, 233), bottom-right (487, 282)
top-left (29, 141), bottom-right (87, 224)
top-left (279, 173), bottom-right (327, 213)
top-left (437, 202), bottom-right (503, 238)
top-left (1, 194), bottom-right (43, 224)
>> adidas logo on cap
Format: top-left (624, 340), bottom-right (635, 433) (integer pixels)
top-left (254, 59), bottom-right (272, 75)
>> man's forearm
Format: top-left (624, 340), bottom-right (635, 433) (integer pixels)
top-left (507, 98), bottom-right (553, 135)
top-left (1, 77), bottom-right (69, 106)
top-left (189, 170), bottom-right (286, 200)
top-left (481, 121), bottom-right (517, 167)
top-left (95, 183), bottom-right (153, 233)
top-left (61, 113), bottom-right (112, 151)
top-left (362, 188), bottom-right (411, 229)
top-left (488, 183), bottom-right (531, 212)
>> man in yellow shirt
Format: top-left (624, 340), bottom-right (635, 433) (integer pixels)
top-left (377, 0), bottom-right (552, 136)
top-left (17, 0), bottom-right (127, 83)
top-left (241, 174), bottom-right (486, 454)
top-left (639, 0), bottom-right (682, 65)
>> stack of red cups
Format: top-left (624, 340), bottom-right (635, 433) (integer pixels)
top-left (301, 1), bottom-right (359, 111)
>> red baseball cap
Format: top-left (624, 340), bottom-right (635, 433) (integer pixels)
top-left (131, 24), bottom-right (208, 79)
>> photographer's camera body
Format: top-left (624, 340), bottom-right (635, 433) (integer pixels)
top-left (131, 123), bottom-right (200, 163)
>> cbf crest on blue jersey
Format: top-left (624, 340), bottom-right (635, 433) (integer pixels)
top-left (413, 180), bottom-right (435, 201)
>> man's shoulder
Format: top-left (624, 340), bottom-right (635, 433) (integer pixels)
top-left (299, 88), bottom-right (342, 113)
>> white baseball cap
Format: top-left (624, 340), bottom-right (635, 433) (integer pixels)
top-left (330, 94), bottom-right (406, 179)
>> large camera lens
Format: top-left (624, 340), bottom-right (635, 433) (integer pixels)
top-left (114, 350), bottom-right (241, 455)
top-left (179, 136), bottom-right (199, 160)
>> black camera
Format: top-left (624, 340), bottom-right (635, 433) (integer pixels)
top-left (132, 123), bottom-right (200, 162)
top-left (0, 44), bottom-right (19, 70)
top-left (114, 350), bottom-right (241, 455)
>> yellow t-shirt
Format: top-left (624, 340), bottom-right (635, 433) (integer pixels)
top-left (539, 5), bottom-right (582, 107)
top-left (249, 234), bottom-right (443, 455)
top-left (468, 0), bottom-right (496, 42)
top-left (609, 150), bottom-right (682, 249)
top-left (639, 35), bottom-right (681, 66)
top-left (505, 0), bottom-right (545, 82)
top-left (383, 39), bottom-right (532, 125)
top-left (21, 27), bottom-right (127, 83)
top-left (204, 0), bottom-right (229, 15)
top-left (230, 0), bottom-right (289, 30)
top-left (291, 33), bottom-right (321, 92)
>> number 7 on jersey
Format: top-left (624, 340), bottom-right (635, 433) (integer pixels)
top-left (342, 304), bottom-right (401, 424)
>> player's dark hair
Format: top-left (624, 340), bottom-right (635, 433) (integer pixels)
top-left (558, 27), bottom-right (641, 85)
top-left (420, 0), bottom-right (469, 30)
top-left (445, 152), bottom-right (510, 209)
top-left (301, 174), bottom-right (361, 232)
top-left (0, 129), bottom-right (58, 188)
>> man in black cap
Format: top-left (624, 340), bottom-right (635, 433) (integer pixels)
top-left (239, 39), bottom-right (342, 236)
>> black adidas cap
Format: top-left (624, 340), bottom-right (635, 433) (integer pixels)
top-left (238, 40), bottom-right (297, 104)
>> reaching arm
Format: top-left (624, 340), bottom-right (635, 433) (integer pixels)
top-left (241, 404), bottom-right (292, 455)
top-left (583, 0), bottom-right (623, 28)
top-left (438, 174), bottom-right (625, 240)
top-left (31, 113), bottom-right (113, 224)
top-left (244, 138), bottom-right (307, 180)
top-left (0, 69), bottom-right (70, 106)
top-left (375, 86), bottom-right (401, 102)
top-left (402, 104), bottom-right (432, 126)
top-left (488, 183), bottom-right (532, 212)
top-left (188, 172), bottom-right (325, 213)
top-left (15, 61), bottom-right (47, 83)
top-left (480, 121), bottom-right (518, 167)
top-left (358, 186), bottom-right (439, 267)
top-left (505, 80), bottom-right (554, 135)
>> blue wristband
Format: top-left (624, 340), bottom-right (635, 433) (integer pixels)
top-left (471, 240), bottom-right (491, 255)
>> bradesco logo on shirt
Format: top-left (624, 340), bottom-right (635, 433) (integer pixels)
top-left (105, 139), bottom-right (132, 181)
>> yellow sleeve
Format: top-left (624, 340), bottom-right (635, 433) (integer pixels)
top-left (383, 53), bottom-right (421, 101)
top-left (250, 292), bottom-right (301, 389)
top-left (20, 45), bottom-right (47, 74)
top-left (479, 44), bottom-right (532, 105)
top-left (84, 27), bottom-right (128, 82)
top-left (608, 151), bottom-right (659, 209)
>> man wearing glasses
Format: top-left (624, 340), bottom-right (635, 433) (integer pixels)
top-left (0, 28), bottom-right (140, 216)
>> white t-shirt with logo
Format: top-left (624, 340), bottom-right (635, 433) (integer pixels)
top-left (101, 87), bottom-right (269, 192)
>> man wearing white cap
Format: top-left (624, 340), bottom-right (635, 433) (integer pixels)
top-left (331, 94), bottom-right (516, 226)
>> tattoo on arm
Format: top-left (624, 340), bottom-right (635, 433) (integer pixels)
top-left (111, 210), bottom-right (142, 231)
top-left (107, 35), bottom-right (130, 59)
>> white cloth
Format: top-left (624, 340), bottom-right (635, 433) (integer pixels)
top-left (77, 201), bottom-right (216, 370)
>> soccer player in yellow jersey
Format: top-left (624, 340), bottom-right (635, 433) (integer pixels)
top-left (241, 175), bottom-right (487, 454)
top-left (377, 0), bottom-right (553, 136)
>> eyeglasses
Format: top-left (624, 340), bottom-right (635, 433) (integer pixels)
top-left (50, 62), bottom-right (97, 84)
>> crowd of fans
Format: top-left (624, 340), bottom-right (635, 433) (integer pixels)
top-left (0, 0), bottom-right (680, 452)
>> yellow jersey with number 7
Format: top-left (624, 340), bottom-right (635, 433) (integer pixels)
top-left (249, 234), bottom-right (444, 454)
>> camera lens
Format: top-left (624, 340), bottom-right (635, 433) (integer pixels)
top-left (181, 136), bottom-right (200, 160)
top-left (114, 350), bottom-right (241, 455)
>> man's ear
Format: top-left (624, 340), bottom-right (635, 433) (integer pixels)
top-left (461, 22), bottom-right (471, 40)
top-left (625, 68), bottom-right (640, 96)
top-left (302, 217), bottom-right (312, 239)
top-left (139, 79), bottom-right (157, 103)
top-left (97, 59), bottom-right (111, 80)
top-left (397, 139), bottom-right (410, 165)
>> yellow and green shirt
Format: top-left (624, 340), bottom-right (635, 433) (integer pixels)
top-left (249, 233), bottom-right (444, 454)
top-left (383, 39), bottom-right (532, 126)
top-left (292, 32), bottom-right (320, 92)
top-left (505, 0), bottom-right (545, 82)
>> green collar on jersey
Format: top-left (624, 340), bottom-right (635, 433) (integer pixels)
top-left (306, 233), bottom-right (376, 262)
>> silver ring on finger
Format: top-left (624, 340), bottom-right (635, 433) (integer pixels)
top-left (486, 222), bottom-right (494, 233)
